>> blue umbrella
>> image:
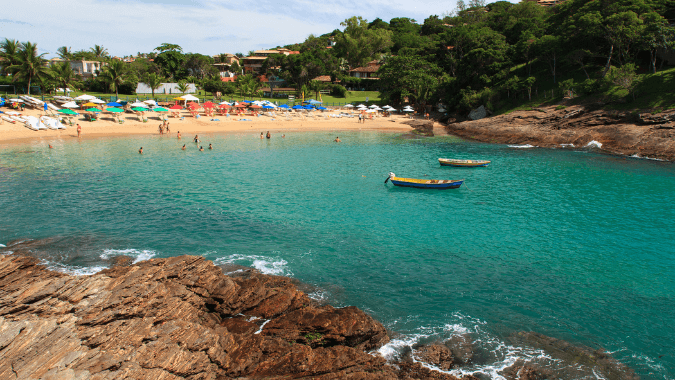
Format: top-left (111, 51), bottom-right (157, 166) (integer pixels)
top-left (303, 105), bottom-right (314, 109)
top-left (107, 102), bottom-right (122, 107)
top-left (262, 105), bottom-right (274, 109)
top-left (307, 99), bottom-right (322, 104)
top-left (278, 104), bottom-right (290, 109)
top-left (292, 105), bottom-right (304, 109)
top-left (317, 106), bottom-right (327, 110)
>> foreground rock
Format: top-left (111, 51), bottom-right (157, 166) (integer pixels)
top-left (444, 104), bottom-right (675, 161)
top-left (0, 254), bottom-right (472, 380)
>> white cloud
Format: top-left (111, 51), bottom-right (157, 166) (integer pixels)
top-left (1, 0), bottom-right (517, 58)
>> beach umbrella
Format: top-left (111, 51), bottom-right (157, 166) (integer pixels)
top-left (90, 98), bottom-right (105, 104)
top-left (235, 103), bottom-right (248, 108)
top-left (357, 104), bottom-right (366, 107)
top-left (203, 101), bottom-right (216, 108)
top-left (292, 105), bottom-right (304, 109)
top-left (106, 107), bottom-right (124, 113)
top-left (85, 108), bottom-right (101, 113)
top-left (82, 102), bottom-right (99, 107)
top-left (344, 104), bottom-right (354, 108)
top-left (144, 100), bottom-right (157, 106)
top-left (369, 105), bottom-right (379, 108)
top-left (180, 94), bottom-right (199, 102)
top-left (278, 104), bottom-right (290, 109)
top-left (219, 101), bottom-right (232, 106)
top-left (317, 106), bottom-right (328, 110)
top-left (402, 108), bottom-right (414, 112)
top-left (59, 109), bottom-right (78, 115)
top-left (169, 105), bottom-right (182, 110)
top-left (131, 107), bottom-right (147, 112)
top-left (153, 107), bottom-right (169, 112)
top-left (129, 102), bottom-right (148, 108)
top-left (250, 104), bottom-right (262, 109)
top-left (107, 102), bottom-right (123, 107)
top-left (262, 105), bottom-right (274, 110)
top-left (74, 94), bottom-right (96, 101)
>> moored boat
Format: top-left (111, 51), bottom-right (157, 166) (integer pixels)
top-left (385, 172), bottom-right (464, 189)
top-left (438, 158), bottom-right (491, 167)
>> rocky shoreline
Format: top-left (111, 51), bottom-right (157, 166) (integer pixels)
top-left (439, 104), bottom-right (675, 161)
top-left (0, 251), bottom-right (638, 379)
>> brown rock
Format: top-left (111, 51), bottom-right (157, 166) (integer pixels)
top-left (414, 344), bottom-right (454, 370)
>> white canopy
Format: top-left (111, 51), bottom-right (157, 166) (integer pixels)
top-left (219, 101), bottom-right (232, 106)
top-left (368, 105), bottom-right (379, 108)
top-left (74, 94), bottom-right (96, 101)
top-left (143, 100), bottom-right (158, 106)
top-left (90, 98), bottom-right (105, 104)
top-left (130, 102), bottom-right (149, 108)
top-left (357, 104), bottom-right (366, 107)
top-left (61, 102), bottom-right (79, 108)
top-left (344, 104), bottom-right (354, 108)
top-left (180, 94), bottom-right (199, 102)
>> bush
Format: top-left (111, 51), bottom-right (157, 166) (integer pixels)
top-left (328, 84), bottom-right (347, 98)
top-left (578, 79), bottom-right (602, 95)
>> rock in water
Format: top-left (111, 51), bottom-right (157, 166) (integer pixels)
top-left (0, 254), bottom-right (472, 380)
top-left (468, 105), bottom-right (487, 121)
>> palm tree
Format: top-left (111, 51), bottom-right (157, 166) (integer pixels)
top-left (8, 42), bottom-right (49, 95)
top-left (51, 62), bottom-right (77, 95)
top-left (218, 53), bottom-right (228, 64)
top-left (56, 46), bottom-right (72, 61)
top-left (100, 59), bottom-right (129, 99)
top-left (90, 45), bottom-right (109, 58)
top-left (308, 80), bottom-right (325, 101)
top-left (144, 72), bottom-right (164, 98)
top-left (176, 80), bottom-right (189, 94)
top-left (0, 38), bottom-right (21, 75)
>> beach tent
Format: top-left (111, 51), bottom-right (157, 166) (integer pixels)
top-left (180, 94), bottom-right (199, 103)
top-left (90, 98), bottom-right (105, 104)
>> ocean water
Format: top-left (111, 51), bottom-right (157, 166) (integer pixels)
top-left (0, 131), bottom-right (673, 379)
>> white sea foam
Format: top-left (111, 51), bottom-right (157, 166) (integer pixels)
top-left (255, 319), bottom-right (271, 334)
top-left (559, 143), bottom-right (575, 147)
top-left (586, 140), bottom-right (603, 148)
top-left (100, 248), bottom-right (157, 263)
top-left (215, 254), bottom-right (291, 276)
top-left (0, 244), bottom-right (5, 248)
top-left (44, 260), bottom-right (107, 276)
top-left (508, 144), bottom-right (536, 148)
top-left (630, 154), bottom-right (665, 161)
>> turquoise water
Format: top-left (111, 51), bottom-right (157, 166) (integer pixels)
top-left (0, 132), bottom-right (673, 379)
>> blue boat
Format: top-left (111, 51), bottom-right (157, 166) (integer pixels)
top-left (385, 172), bottom-right (464, 189)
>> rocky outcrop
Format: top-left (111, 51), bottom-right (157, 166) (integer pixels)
top-left (444, 104), bottom-right (675, 160)
top-left (0, 254), bottom-right (473, 380)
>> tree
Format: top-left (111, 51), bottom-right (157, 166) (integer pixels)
top-left (230, 61), bottom-right (241, 74)
top-left (144, 72), bottom-right (164, 98)
top-left (0, 38), bottom-right (21, 75)
top-left (7, 42), bottom-right (49, 95)
top-left (51, 61), bottom-right (77, 95)
top-left (641, 11), bottom-right (675, 73)
top-left (154, 50), bottom-right (187, 80)
top-left (100, 59), bottom-right (130, 99)
top-left (307, 80), bottom-right (325, 100)
top-left (533, 35), bottom-right (561, 84)
top-left (155, 43), bottom-right (183, 53)
top-left (90, 45), bottom-right (109, 58)
top-left (176, 80), bottom-right (189, 94)
top-left (56, 46), bottom-right (72, 61)
top-left (333, 16), bottom-right (393, 69)
top-left (607, 63), bottom-right (642, 101)
top-left (184, 53), bottom-right (214, 79)
top-left (378, 55), bottom-right (443, 108)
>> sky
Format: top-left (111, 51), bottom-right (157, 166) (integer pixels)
top-left (1, 0), bottom-right (517, 59)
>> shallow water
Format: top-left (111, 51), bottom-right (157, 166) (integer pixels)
top-left (0, 131), bottom-right (673, 379)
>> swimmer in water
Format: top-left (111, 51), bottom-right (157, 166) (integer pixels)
top-left (208, 143), bottom-right (213, 150)
top-left (334, 136), bottom-right (341, 142)
top-left (181, 144), bottom-right (186, 150)
top-left (139, 147), bottom-right (143, 154)
top-left (177, 131), bottom-right (181, 139)
top-left (199, 146), bottom-right (204, 151)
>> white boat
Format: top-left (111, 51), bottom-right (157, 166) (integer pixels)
top-left (24, 116), bottom-right (47, 130)
top-left (40, 116), bottom-right (66, 130)
top-left (10, 116), bottom-right (26, 123)
top-left (1, 116), bottom-right (15, 123)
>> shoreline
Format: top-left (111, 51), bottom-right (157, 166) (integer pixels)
top-left (0, 248), bottom-right (640, 380)
top-left (0, 107), bottom-right (413, 146)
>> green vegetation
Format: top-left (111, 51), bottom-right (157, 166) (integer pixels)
top-left (0, 0), bottom-right (673, 114)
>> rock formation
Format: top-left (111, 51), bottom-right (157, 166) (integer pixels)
top-left (0, 254), bottom-right (472, 380)
top-left (444, 103), bottom-right (675, 161)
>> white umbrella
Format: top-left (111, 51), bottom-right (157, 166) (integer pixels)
top-left (144, 100), bottom-right (157, 106)
top-left (382, 105), bottom-right (393, 109)
top-left (357, 104), bottom-right (366, 107)
top-left (74, 94), bottom-right (96, 101)
top-left (61, 101), bottom-right (78, 108)
top-left (369, 105), bottom-right (379, 108)
top-left (180, 94), bottom-right (199, 102)
top-left (219, 101), bottom-right (232, 105)
top-left (90, 98), bottom-right (105, 104)
top-left (344, 104), bottom-right (354, 108)
top-left (130, 102), bottom-right (148, 108)
top-left (402, 108), bottom-right (414, 112)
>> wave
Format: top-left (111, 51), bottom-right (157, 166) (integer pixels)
top-left (559, 143), bottom-right (575, 148)
top-left (630, 154), bottom-right (665, 161)
top-left (585, 140), bottom-right (603, 148)
top-left (100, 248), bottom-right (157, 264)
top-left (508, 144), bottom-right (536, 149)
top-left (214, 254), bottom-right (292, 276)
top-left (43, 260), bottom-right (107, 276)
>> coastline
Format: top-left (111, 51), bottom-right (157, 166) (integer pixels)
top-left (441, 103), bottom-right (675, 161)
top-left (0, 107), bottom-right (413, 146)
top-left (0, 245), bottom-right (640, 380)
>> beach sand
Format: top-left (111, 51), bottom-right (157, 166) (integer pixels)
top-left (0, 108), bottom-right (413, 145)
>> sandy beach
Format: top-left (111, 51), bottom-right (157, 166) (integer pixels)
top-left (0, 107), bottom-right (414, 145)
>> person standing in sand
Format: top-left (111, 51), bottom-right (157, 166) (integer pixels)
top-left (158, 124), bottom-right (163, 135)
top-left (77, 124), bottom-right (81, 138)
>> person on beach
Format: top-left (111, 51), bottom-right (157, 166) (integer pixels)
top-left (199, 146), bottom-right (204, 151)
top-left (358, 114), bottom-right (362, 123)
top-left (260, 132), bottom-right (264, 139)
top-left (266, 131), bottom-right (271, 139)
top-left (208, 143), bottom-right (213, 150)
top-left (139, 147), bottom-right (143, 154)
top-left (177, 131), bottom-right (181, 139)
top-left (158, 124), bottom-right (163, 135)
top-left (77, 124), bottom-right (81, 138)
top-left (48, 144), bottom-right (53, 149)
top-left (181, 144), bottom-right (186, 150)
top-left (334, 136), bottom-right (341, 142)
top-left (194, 135), bottom-right (199, 143)
top-left (166, 123), bottom-right (170, 134)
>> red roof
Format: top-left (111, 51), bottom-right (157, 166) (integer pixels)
top-left (313, 75), bottom-right (332, 82)
top-left (221, 76), bottom-right (236, 82)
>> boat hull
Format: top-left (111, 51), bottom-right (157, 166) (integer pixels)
top-left (390, 177), bottom-right (464, 189)
top-left (438, 158), bottom-right (490, 167)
